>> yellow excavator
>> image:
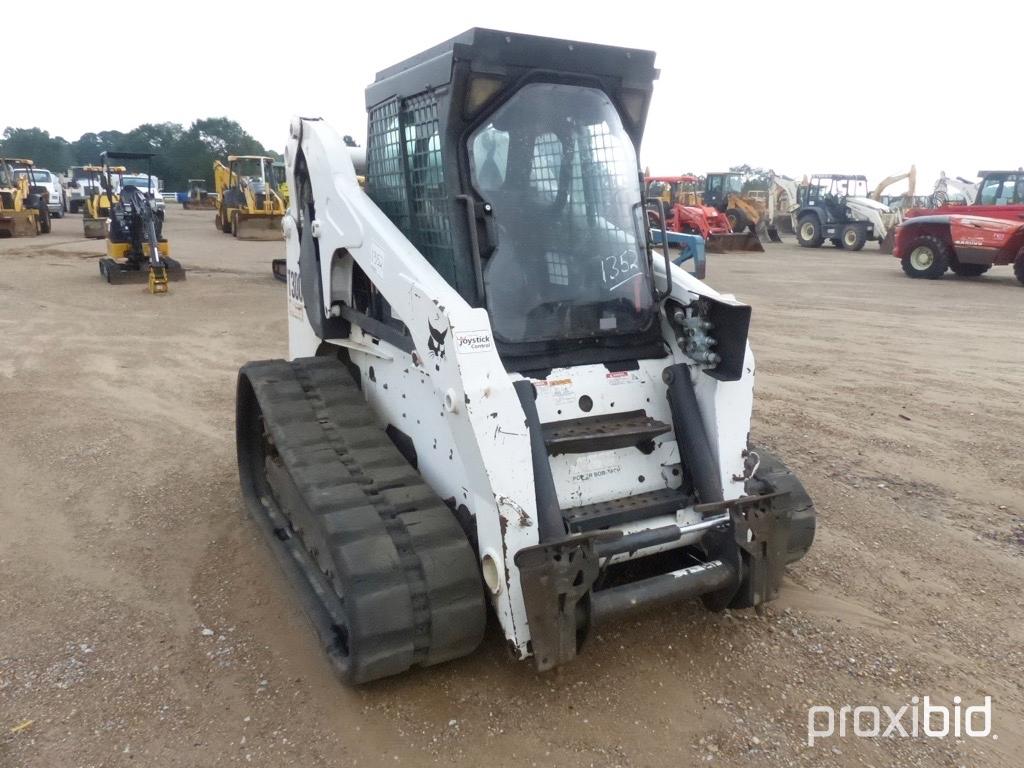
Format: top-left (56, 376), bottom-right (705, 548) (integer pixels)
top-left (82, 163), bottom-right (126, 238)
top-left (869, 165), bottom-right (917, 210)
top-left (213, 155), bottom-right (285, 240)
top-left (0, 157), bottom-right (51, 237)
top-left (97, 151), bottom-right (184, 292)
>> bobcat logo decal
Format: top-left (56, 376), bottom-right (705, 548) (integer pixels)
top-left (427, 321), bottom-right (448, 359)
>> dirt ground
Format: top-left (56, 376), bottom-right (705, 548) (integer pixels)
top-left (1, 210), bottom-right (1021, 768)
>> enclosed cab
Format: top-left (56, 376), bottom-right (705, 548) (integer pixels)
top-left (702, 172), bottom-right (746, 228)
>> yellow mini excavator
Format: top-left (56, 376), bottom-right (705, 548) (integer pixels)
top-left (82, 163), bottom-right (125, 238)
top-left (213, 155), bottom-right (285, 240)
top-left (97, 151), bottom-right (185, 292)
top-left (0, 157), bottom-right (51, 237)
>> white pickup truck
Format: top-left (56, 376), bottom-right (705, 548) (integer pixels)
top-left (120, 173), bottom-right (165, 212)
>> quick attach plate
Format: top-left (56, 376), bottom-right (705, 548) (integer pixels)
top-left (513, 530), bottom-right (619, 672)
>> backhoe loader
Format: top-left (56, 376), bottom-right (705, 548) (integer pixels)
top-left (236, 29), bottom-right (816, 684)
top-left (214, 155), bottom-right (285, 240)
top-left (82, 163), bottom-right (125, 239)
top-left (182, 178), bottom-right (218, 210)
top-left (794, 174), bottom-right (900, 252)
top-left (97, 151), bottom-right (184, 291)
top-left (0, 157), bottom-right (51, 237)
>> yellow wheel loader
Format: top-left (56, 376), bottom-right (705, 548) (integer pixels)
top-left (214, 155), bottom-right (285, 240)
top-left (0, 157), bottom-right (51, 237)
top-left (182, 178), bottom-right (218, 210)
top-left (702, 172), bottom-right (769, 249)
top-left (82, 163), bottom-right (126, 239)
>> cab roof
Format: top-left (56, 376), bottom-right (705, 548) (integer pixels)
top-left (646, 175), bottom-right (700, 184)
top-left (102, 151), bottom-right (156, 160)
top-left (368, 27), bottom-right (658, 108)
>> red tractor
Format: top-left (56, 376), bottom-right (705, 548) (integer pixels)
top-left (893, 213), bottom-right (1024, 284)
top-left (645, 175), bottom-right (763, 252)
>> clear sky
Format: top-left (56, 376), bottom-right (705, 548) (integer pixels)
top-left (10, 1), bottom-right (1021, 195)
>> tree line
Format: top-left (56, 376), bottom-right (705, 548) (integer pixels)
top-left (0, 118), bottom-right (281, 191)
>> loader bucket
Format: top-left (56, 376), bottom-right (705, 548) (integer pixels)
top-left (183, 198), bottom-right (218, 211)
top-left (0, 211), bottom-right (38, 237)
top-left (235, 213), bottom-right (284, 241)
top-left (83, 217), bottom-right (108, 239)
top-left (878, 230), bottom-right (895, 254)
top-left (766, 226), bottom-right (783, 243)
top-left (705, 230), bottom-right (764, 253)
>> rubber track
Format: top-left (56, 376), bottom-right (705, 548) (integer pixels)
top-left (237, 357), bottom-right (484, 684)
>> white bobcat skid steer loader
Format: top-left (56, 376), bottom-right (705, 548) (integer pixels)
top-left (236, 28), bottom-right (816, 685)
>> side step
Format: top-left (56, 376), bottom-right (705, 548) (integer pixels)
top-left (542, 410), bottom-right (671, 455)
top-left (565, 487), bottom-right (692, 532)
